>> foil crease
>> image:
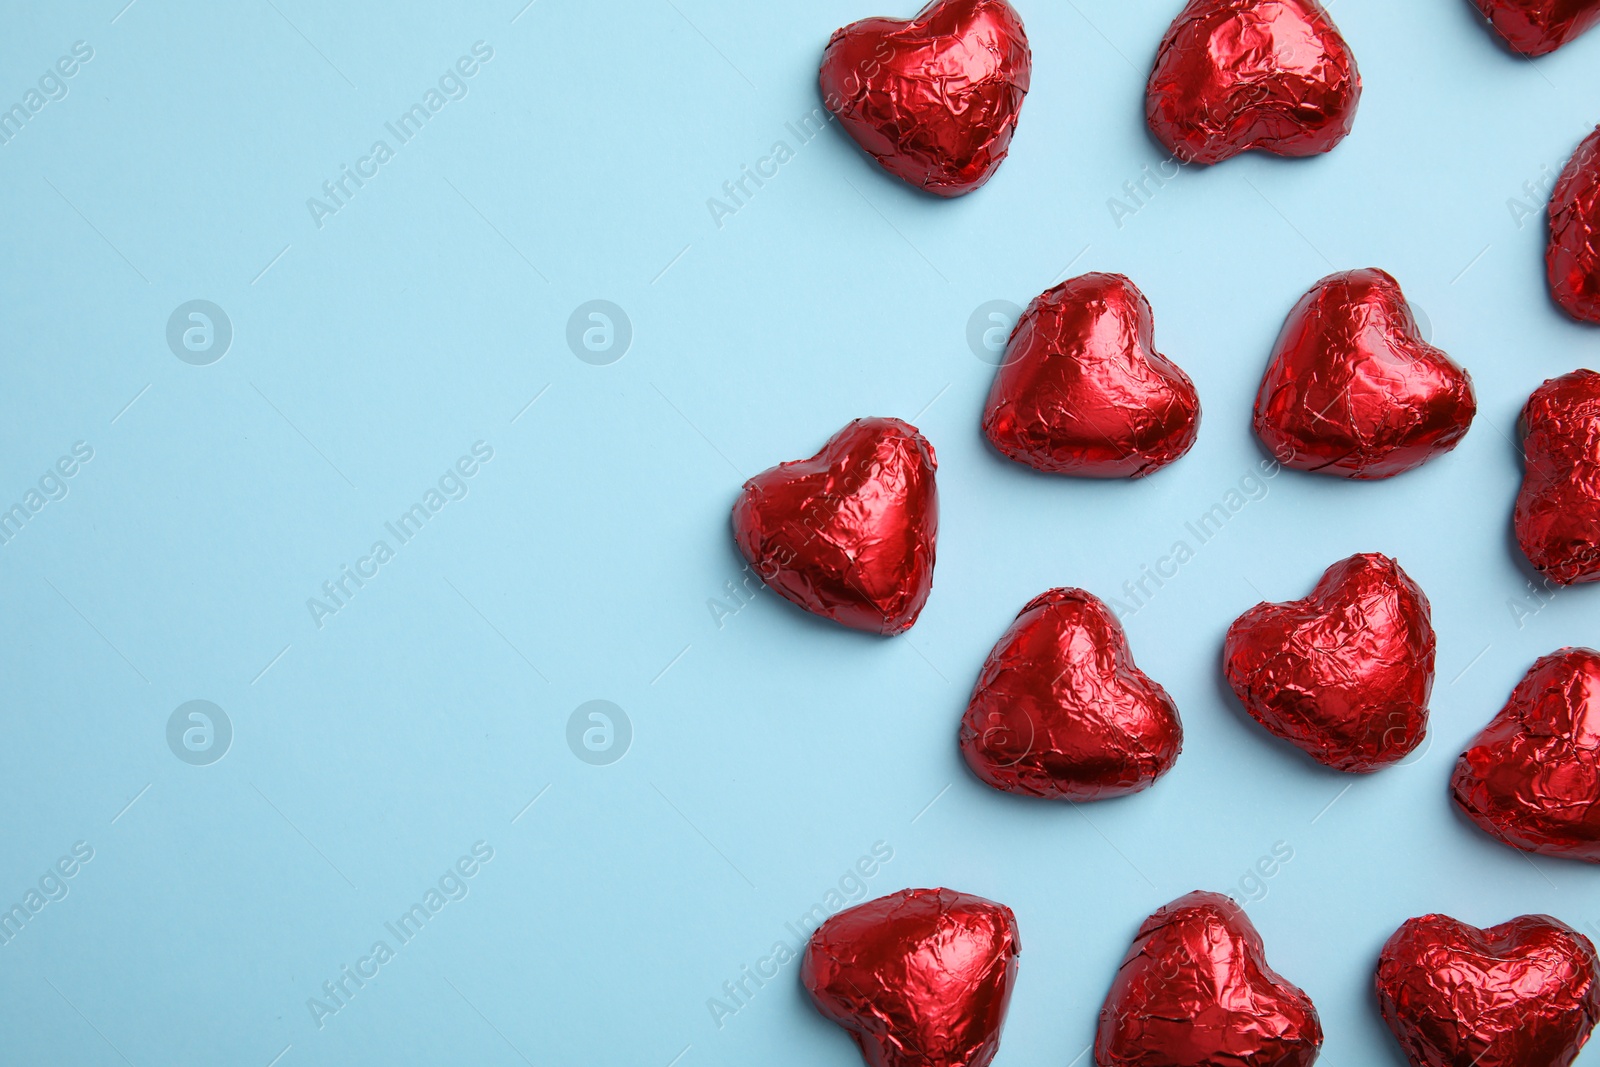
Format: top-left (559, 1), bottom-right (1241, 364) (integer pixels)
top-left (1224, 553), bottom-right (1436, 772)
top-left (802, 887), bottom-right (1021, 1067)
top-left (1514, 370), bottom-right (1600, 584)
top-left (820, 0), bottom-right (1031, 196)
top-left (1254, 268), bottom-right (1477, 479)
top-left (982, 273), bottom-right (1202, 478)
top-left (959, 588), bottom-right (1183, 801)
top-left (1473, 0), bottom-right (1600, 56)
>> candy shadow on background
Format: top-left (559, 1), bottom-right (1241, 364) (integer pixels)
top-left (1206, 631), bottom-right (1358, 786)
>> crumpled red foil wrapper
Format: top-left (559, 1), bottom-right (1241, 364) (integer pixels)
top-left (732, 417), bottom-right (937, 635)
top-left (802, 887), bottom-right (1020, 1067)
top-left (1254, 269), bottom-right (1476, 479)
top-left (1451, 647), bottom-right (1600, 862)
top-left (1096, 891), bottom-right (1323, 1067)
top-left (959, 588), bottom-right (1183, 801)
top-left (1473, 0), bottom-right (1600, 56)
top-left (1376, 912), bottom-right (1600, 1067)
top-left (819, 0), bottom-right (1030, 196)
top-left (1224, 553), bottom-right (1436, 772)
top-left (981, 273), bottom-right (1202, 478)
top-left (1147, 0), bottom-right (1361, 166)
top-left (1549, 127), bottom-right (1600, 323)
top-left (1514, 370), bottom-right (1600, 585)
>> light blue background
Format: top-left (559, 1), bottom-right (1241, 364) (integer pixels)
top-left (1, 0), bottom-right (1597, 1063)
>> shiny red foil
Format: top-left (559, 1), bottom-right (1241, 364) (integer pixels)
top-left (819, 0), bottom-right (1030, 196)
top-left (732, 417), bottom-right (937, 635)
top-left (1254, 269), bottom-right (1476, 478)
top-left (1514, 370), bottom-right (1600, 584)
top-left (1096, 891), bottom-right (1323, 1067)
top-left (1549, 127), bottom-right (1600, 323)
top-left (1451, 647), bottom-right (1600, 862)
top-left (1147, 0), bottom-right (1360, 166)
top-left (802, 887), bottom-right (1020, 1067)
top-left (1376, 912), bottom-right (1600, 1067)
top-left (1224, 553), bottom-right (1435, 773)
top-left (981, 273), bottom-right (1201, 478)
top-left (959, 588), bottom-right (1182, 801)
top-left (1473, 0), bottom-right (1600, 56)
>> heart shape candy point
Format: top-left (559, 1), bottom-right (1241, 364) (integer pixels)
top-left (982, 273), bottom-right (1202, 478)
top-left (1096, 891), bottom-right (1323, 1067)
top-left (1473, 0), bottom-right (1600, 56)
top-left (1514, 370), bottom-right (1600, 584)
top-left (1549, 127), bottom-right (1600, 322)
top-left (1376, 912), bottom-right (1600, 1067)
top-left (1451, 647), bottom-right (1600, 861)
top-left (819, 0), bottom-right (1031, 196)
top-left (1147, 0), bottom-right (1361, 166)
top-left (959, 588), bottom-right (1182, 801)
top-left (1254, 269), bottom-right (1476, 478)
top-left (802, 887), bottom-right (1020, 1067)
top-left (1224, 553), bottom-right (1436, 772)
top-left (732, 417), bottom-right (937, 635)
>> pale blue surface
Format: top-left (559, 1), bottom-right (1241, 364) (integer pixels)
top-left (1, 1), bottom-right (1598, 1064)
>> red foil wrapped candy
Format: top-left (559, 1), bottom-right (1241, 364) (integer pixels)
top-left (959, 588), bottom-right (1182, 801)
top-left (1551, 127), bottom-right (1600, 323)
top-left (1147, 0), bottom-right (1361, 166)
top-left (732, 417), bottom-right (937, 635)
top-left (1224, 553), bottom-right (1435, 772)
top-left (1451, 647), bottom-right (1600, 862)
top-left (1254, 269), bottom-right (1476, 478)
top-left (1376, 912), bottom-right (1600, 1067)
top-left (1096, 891), bottom-right (1323, 1067)
top-left (819, 0), bottom-right (1031, 196)
top-left (981, 273), bottom-right (1201, 478)
top-left (802, 887), bottom-right (1020, 1067)
top-left (1473, 0), bottom-right (1600, 56)
top-left (1514, 370), bottom-right (1600, 584)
